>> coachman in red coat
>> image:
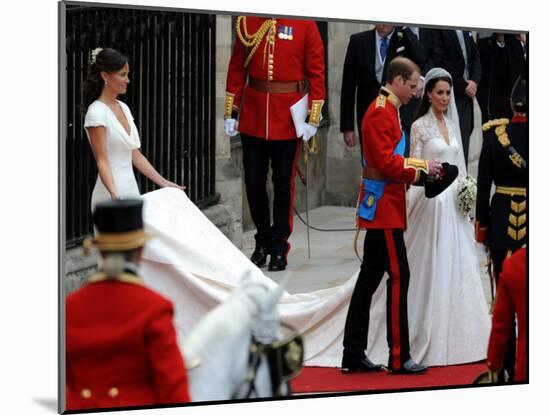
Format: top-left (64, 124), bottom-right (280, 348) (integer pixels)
top-left (224, 16), bottom-right (325, 271)
top-left (342, 57), bottom-right (446, 375)
top-left (65, 199), bottom-right (191, 411)
top-left (487, 247), bottom-right (527, 382)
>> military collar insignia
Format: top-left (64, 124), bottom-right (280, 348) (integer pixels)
top-left (379, 87), bottom-right (401, 109)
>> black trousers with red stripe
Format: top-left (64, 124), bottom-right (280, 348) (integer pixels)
top-left (343, 229), bottom-right (411, 370)
top-left (241, 134), bottom-right (300, 257)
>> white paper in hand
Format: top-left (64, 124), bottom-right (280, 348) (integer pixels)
top-left (290, 93), bottom-right (308, 138)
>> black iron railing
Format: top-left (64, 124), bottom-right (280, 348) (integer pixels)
top-left (65, 6), bottom-right (217, 247)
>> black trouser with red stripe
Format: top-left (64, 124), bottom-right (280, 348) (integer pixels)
top-left (343, 229), bottom-right (411, 370)
top-left (241, 134), bottom-right (301, 257)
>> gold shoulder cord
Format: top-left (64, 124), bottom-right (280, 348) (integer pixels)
top-left (236, 16), bottom-right (276, 68)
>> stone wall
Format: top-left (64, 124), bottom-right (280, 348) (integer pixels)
top-left (325, 22), bottom-right (374, 206)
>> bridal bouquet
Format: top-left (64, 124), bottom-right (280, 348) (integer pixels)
top-left (456, 175), bottom-right (477, 218)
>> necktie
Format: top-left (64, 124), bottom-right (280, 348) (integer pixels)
top-left (380, 36), bottom-right (388, 62)
top-left (455, 30), bottom-right (469, 80)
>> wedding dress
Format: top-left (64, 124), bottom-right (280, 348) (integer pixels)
top-left (365, 106), bottom-right (491, 366)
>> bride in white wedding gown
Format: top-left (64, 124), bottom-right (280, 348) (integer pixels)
top-left (83, 50), bottom-right (489, 368)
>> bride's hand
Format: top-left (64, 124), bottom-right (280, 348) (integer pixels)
top-left (162, 179), bottom-right (186, 191)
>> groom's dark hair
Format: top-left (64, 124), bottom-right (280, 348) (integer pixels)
top-left (386, 57), bottom-right (420, 83)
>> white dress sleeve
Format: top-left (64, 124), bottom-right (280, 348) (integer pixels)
top-left (410, 119), bottom-right (426, 159)
top-left (84, 102), bottom-right (107, 128)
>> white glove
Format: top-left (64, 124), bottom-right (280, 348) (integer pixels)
top-left (302, 123), bottom-right (318, 142)
top-left (224, 118), bottom-right (239, 137)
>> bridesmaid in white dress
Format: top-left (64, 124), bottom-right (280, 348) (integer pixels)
top-left (365, 68), bottom-right (491, 366)
top-left (82, 47), bottom-right (184, 211)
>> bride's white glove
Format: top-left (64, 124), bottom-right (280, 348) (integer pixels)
top-left (224, 118), bottom-right (239, 137)
top-left (302, 123), bottom-right (317, 142)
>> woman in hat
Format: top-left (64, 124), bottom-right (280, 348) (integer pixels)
top-left (66, 199), bottom-right (191, 410)
top-left (82, 48), bottom-right (183, 210)
top-left (365, 68), bottom-right (490, 367)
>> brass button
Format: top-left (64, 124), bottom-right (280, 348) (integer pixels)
top-left (268, 64), bottom-right (273, 70)
top-left (108, 387), bottom-right (119, 398)
top-left (268, 76), bottom-right (273, 81)
top-left (81, 388), bottom-right (92, 399)
top-left (268, 70), bottom-right (273, 76)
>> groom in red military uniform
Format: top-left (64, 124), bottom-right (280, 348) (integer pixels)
top-left (224, 16), bottom-right (325, 271)
top-left (342, 57), bottom-right (444, 375)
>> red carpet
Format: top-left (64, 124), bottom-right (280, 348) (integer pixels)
top-left (291, 362), bottom-right (486, 394)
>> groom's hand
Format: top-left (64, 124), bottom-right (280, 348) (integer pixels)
top-left (427, 159), bottom-right (443, 180)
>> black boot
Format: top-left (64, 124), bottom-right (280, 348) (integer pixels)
top-left (250, 246), bottom-right (269, 268)
top-left (268, 254), bottom-right (287, 272)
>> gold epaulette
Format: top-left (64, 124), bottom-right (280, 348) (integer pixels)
top-left (375, 95), bottom-right (386, 108)
top-left (482, 118), bottom-right (509, 132)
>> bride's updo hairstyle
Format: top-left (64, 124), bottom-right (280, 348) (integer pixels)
top-left (414, 75), bottom-right (453, 122)
top-left (81, 47), bottom-right (129, 115)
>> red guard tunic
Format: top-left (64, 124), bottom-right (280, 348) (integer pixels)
top-left (358, 87), bottom-right (428, 229)
top-left (487, 247), bottom-right (527, 381)
top-left (66, 273), bottom-right (191, 410)
top-left (225, 16), bottom-right (325, 139)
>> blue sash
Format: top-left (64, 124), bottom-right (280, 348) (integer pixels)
top-left (358, 132), bottom-right (406, 221)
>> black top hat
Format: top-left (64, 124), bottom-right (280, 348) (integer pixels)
top-left (86, 199), bottom-right (152, 251)
top-left (424, 163), bottom-right (459, 198)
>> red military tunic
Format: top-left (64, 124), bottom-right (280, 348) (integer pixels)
top-left (487, 247), bottom-right (527, 381)
top-left (225, 16), bottom-right (325, 139)
top-left (66, 273), bottom-right (191, 410)
top-left (358, 87), bottom-right (428, 229)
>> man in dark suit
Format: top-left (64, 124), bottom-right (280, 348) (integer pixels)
top-left (478, 33), bottom-right (527, 123)
top-left (416, 27), bottom-right (444, 75)
top-left (435, 29), bottom-right (482, 164)
top-left (476, 76), bottom-right (527, 382)
top-left (340, 25), bottom-right (425, 155)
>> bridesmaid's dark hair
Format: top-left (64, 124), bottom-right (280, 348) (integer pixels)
top-left (413, 76), bottom-right (453, 122)
top-left (81, 48), bottom-right (128, 115)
